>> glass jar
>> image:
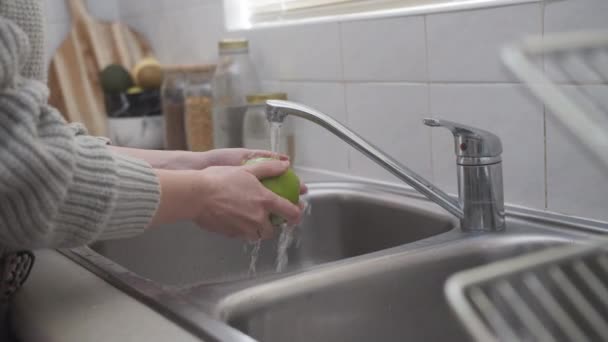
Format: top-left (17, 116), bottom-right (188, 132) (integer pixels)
top-left (184, 66), bottom-right (216, 152)
top-left (211, 38), bottom-right (260, 149)
top-left (161, 68), bottom-right (189, 150)
top-left (161, 65), bottom-right (215, 151)
top-left (243, 92), bottom-right (295, 160)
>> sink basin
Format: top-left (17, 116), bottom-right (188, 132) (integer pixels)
top-left (217, 234), bottom-right (582, 342)
top-left (64, 181), bottom-right (604, 342)
top-left (91, 183), bottom-right (455, 286)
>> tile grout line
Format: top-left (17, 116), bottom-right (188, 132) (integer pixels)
top-left (541, 0), bottom-right (549, 210)
top-left (423, 15), bottom-right (435, 183)
top-left (337, 21), bottom-right (352, 172)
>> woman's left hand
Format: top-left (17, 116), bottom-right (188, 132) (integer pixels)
top-left (110, 146), bottom-right (286, 169)
top-left (202, 149), bottom-right (307, 195)
top-left (111, 147), bottom-right (307, 194)
top-left (200, 148), bottom-right (288, 168)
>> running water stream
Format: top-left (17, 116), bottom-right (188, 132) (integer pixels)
top-left (248, 121), bottom-right (305, 275)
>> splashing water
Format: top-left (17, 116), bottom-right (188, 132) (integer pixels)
top-left (275, 197), bottom-right (310, 272)
top-left (275, 223), bottom-right (295, 272)
top-left (247, 122), bottom-right (312, 276)
top-left (248, 240), bottom-right (262, 276)
top-left (247, 218), bottom-right (300, 276)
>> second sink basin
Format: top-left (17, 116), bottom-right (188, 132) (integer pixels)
top-left (91, 183), bottom-right (455, 286)
top-left (217, 233), bottom-right (584, 342)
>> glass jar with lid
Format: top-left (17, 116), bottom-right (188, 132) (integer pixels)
top-left (243, 92), bottom-right (295, 161)
top-left (211, 38), bottom-right (260, 149)
top-left (161, 65), bottom-right (215, 151)
top-left (161, 67), bottom-right (188, 150)
top-left (184, 66), bottom-right (216, 152)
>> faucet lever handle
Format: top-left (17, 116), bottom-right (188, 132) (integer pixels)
top-left (424, 118), bottom-right (502, 161)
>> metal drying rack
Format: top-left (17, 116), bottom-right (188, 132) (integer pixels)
top-left (446, 241), bottom-right (608, 342)
top-left (445, 30), bottom-right (608, 342)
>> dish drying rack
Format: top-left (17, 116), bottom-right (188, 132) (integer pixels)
top-left (446, 241), bottom-right (608, 342)
top-left (502, 31), bottom-right (608, 171)
top-left (445, 31), bottom-right (608, 342)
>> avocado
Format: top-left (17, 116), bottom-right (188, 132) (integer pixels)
top-left (100, 64), bottom-right (134, 94)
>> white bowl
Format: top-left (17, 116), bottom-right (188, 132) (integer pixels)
top-left (108, 116), bottom-right (164, 149)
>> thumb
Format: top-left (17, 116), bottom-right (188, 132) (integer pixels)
top-left (243, 159), bottom-right (290, 179)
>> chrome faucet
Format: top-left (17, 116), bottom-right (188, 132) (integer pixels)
top-left (266, 100), bottom-right (505, 232)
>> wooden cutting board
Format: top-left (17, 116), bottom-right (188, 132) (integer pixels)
top-left (48, 0), bottom-right (154, 136)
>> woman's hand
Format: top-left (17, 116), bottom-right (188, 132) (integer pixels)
top-left (200, 148), bottom-right (288, 167)
top-left (150, 159), bottom-right (302, 241)
top-left (200, 149), bottom-right (308, 195)
top-left (111, 146), bottom-right (286, 169)
top-left (112, 146), bottom-right (307, 194)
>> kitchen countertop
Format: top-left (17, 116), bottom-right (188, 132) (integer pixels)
top-left (12, 250), bottom-right (202, 342)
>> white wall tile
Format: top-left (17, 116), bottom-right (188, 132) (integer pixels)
top-left (121, 13), bottom-right (165, 61)
top-left (544, 51), bottom-right (608, 85)
top-left (153, 3), bottom-right (224, 64)
top-left (118, 0), bottom-right (163, 17)
top-left (341, 16), bottom-right (427, 82)
top-left (276, 23), bottom-right (343, 81)
top-left (45, 21), bottom-right (70, 64)
top-left (44, 0), bottom-right (69, 24)
top-left (279, 82), bottom-right (349, 172)
top-left (544, 0), bottom-right (608, 84)
top-left (345, 83), bottom-right (431, 183)
top-left (240, 28), bottom-right (282, 81)
top-left (45, 0), bottom-right (119, 23)
top-left (163, 0), bottom-right (222, 10)
top-left (44, 0), bottom-right (119, 62)
top-left (241, 23), bottom-right (342, 81)
top-left (85, 0), bottom-right (119, 21)
top-left (426, 3), bottom-right (542, 82)
top-left (546, 85), bottom-right (608, 221)
top-left (260, 80), bottom-right (282, 93)
top-left (430, 84), bottom-right (545, 209)
top-left (545, 0), bottom-right (608, 34)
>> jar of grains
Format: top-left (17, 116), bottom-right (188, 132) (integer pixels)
top-left (184, 66), bottom-right (216, 151)
top-left (161, 65), bottom-right (215, 151)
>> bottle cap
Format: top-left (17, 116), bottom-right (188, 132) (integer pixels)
top-left (219, 38), bottom-right (249, 50)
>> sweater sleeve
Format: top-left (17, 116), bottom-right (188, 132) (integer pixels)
top-left (0, 16), bottom-right (160, 249)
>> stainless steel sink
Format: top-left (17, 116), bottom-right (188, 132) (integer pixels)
top-left (90, 183), bottom-right (455, 286)
top-left (216, 234), bottom-right (581, 342)
top-left (63, 181), bottom-right (605, 342)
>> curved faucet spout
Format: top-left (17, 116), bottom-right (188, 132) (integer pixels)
top-left (266, 100), bottom-right (465, 220)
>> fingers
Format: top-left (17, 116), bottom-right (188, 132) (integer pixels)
top-left (243, 159), bottom-right (290, 179)
top-left (264, 191), bottom-right (301, 225)
top-left (299, 182), bottom-right (308, 195)
top-left (243, 216), bottom-right (275, 242)
top-left (246, 149), bottom-right (289, 162)
top-left (258, 219), bottom-right (275, 240)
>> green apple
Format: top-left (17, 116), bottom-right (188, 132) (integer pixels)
top-left (246, 157), bottom-right (300, 225)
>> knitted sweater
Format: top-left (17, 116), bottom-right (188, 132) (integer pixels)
top-left (0, 0), bottom-right (160, 250)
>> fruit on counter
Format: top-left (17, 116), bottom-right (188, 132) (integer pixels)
top-left (246, 157), bottom-right (300, 225)
top-left (132, 57), bottom-right (162, 89)
top-left (100, 64), bottom-right (134, 94)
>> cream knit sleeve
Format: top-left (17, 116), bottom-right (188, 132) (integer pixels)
top-left (0, 15), bottom-right (160, 249)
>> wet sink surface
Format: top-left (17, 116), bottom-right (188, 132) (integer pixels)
top-left (91, 184), bottom-right (455, 286)
top-left (218, 234), bottom-right (583, 342)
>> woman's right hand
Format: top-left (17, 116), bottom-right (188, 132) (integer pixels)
top-left (149, 159), bottom-right (302, 241)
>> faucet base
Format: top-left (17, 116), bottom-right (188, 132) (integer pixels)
top-left (458, 163), bottom-right (505, 232)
